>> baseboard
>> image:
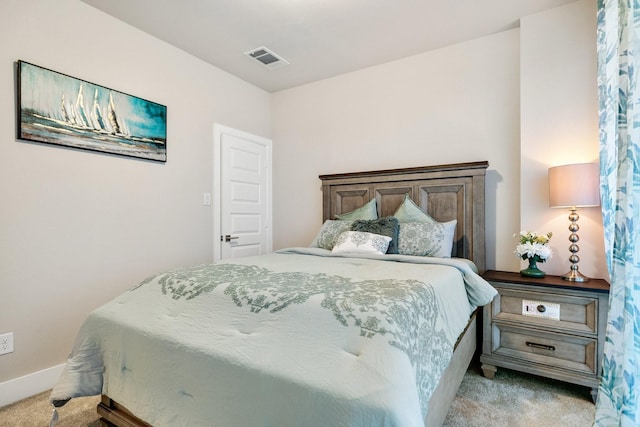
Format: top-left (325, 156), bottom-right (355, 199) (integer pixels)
top-left (0, 363), bottom-right (65, 408)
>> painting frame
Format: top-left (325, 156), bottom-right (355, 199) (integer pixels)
top-left (16, 60), bottom-right (167, 162)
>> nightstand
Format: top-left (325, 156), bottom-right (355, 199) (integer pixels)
top-left (480, 270), bottom-right (610, 401)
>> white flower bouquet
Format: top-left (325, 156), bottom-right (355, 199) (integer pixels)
top-left (514, 231), bottom-right (553, 261)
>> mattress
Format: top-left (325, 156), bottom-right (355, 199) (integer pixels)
top-left (51, 248), bottom-right (497, 427)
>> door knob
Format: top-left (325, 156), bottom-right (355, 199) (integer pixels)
top-left (222, 235), bottom-right (239, 242)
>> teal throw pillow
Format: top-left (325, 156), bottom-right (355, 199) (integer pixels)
top-left (393, 194), bottom-right (436, 223)
top-left (335, 198), bottom-right (378, 221)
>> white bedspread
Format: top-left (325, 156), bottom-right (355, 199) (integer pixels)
top-left (51, 248), bottom-right (496, 427)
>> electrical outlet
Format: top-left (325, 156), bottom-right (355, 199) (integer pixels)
top-left (0, 332), bottom-right (14, 355)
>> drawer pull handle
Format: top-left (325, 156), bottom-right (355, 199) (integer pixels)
top-left (526, 341), bottom-right (555, 351)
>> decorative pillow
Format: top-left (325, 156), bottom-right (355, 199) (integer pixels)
top-left (351, 216), bottom-right (400, 254)
top-left (397, 220), bottom-right (457, 258)
top-left (335, 198), bottom-right (378, 220)
top-left (331, 231), bottom-right (392, 255)
top-left (393, 194), bottom-right (436, 223)
top-left (310, 220), bottom-right (354, 250)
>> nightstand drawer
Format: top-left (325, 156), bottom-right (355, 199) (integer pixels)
top-left (491, 324), bottom-right (597, 374)
top-left (492, 287), bottom-right (598, 335)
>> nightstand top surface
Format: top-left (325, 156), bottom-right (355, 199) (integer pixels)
top-left (483, 270), bottom-right (610, 293)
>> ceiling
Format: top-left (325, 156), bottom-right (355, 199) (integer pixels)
top-left (81, 0), bottom-right (577, 92)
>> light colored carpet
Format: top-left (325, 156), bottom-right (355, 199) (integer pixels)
top-left (0, 364), bottom-right (594, 426)
top-left (0, 392), bottom-right (100, 427)
top-left (442, 363), bottom-right (595, 426)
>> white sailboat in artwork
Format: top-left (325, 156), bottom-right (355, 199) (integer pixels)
top-left (75, 84), bottom-right (91, 128)
top-left (108, 91), bottom-right (122, 135)
top-left (92, 89), bottom-right (107, 131)
top-left (60, 94), bottom-right (70, 123)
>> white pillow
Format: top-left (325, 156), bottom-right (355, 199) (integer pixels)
top-left (397, 220), bottom-right (457, 258)
top-left (331, 231), bottom-right (392, 255)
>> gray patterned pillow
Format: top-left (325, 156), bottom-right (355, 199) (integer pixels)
top-left (331, 231), bottom-right (392, 255)
top-left (310, 220), bottom-right (354, 250)
top-left (397, 220), bottom-right (457, 257)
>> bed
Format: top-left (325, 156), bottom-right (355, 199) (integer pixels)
top-left (50, 161), bottom-right (495, 427)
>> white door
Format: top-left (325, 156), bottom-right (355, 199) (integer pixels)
top-left (213, 124), bottom-right (272, 261)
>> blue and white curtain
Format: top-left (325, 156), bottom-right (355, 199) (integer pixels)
top-left (595, 1), bottom-right (640, 425)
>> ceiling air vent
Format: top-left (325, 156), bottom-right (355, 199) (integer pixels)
top-left (244, 46), bottom-right (289, 70)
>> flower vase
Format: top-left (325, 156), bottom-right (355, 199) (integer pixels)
top-left (520, 255), bottom-right (545, 278)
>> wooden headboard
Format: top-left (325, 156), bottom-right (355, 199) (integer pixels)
top-left (319, 161), bottom-right (488, 273)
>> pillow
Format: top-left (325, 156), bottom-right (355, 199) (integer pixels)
top-left (351, 216), bottom-right (400, 254)
top-left (310, 220), bottom-right (354, 250)
top-left (335, 198), bottom-right (378, 220)
top-left (393, 194), bottom-right (436, 223)
top-left (331, 231), bottom-right (392, 255)
top-left (397, 220), bottom-right (457, 257)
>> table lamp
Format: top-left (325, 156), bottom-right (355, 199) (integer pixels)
top-left (548, 163), bottom-right (600, 282)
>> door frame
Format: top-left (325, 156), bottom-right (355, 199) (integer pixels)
top-left (213, 123), bottom-right (273, 261)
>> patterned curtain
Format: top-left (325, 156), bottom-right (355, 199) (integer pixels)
top-left (595, 1), bottom-right (640, 425)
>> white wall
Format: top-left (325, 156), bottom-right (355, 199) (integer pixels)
top-left (520, 0), bottom-right (607, 279)
top-left (272, 29), bottom-right (522, 273)
top-left (272, 0), bottom-right (604, 280)
top-left (0, 0), bottom-right (270, 391)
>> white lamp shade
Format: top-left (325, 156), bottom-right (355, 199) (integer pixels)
top-left (548, 163), bottom-right (600, 208)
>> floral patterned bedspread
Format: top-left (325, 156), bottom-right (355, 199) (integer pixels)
top-left (51, 248), bottom-right (496, 427)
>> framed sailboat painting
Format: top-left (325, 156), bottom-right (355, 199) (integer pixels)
top-left (16, 60), bottom-right (167, 162)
